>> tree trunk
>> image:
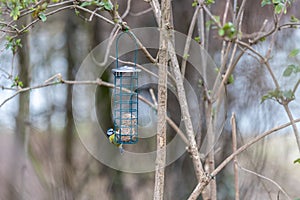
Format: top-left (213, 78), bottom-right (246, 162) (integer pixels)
top-left (10, 15), bottom-right (31, 200)
top-left (62, 12), bottom-right (76, 198)
top-left (153, 0), bottom-right (171, 199)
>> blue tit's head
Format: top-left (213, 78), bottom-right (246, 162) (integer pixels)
top-left (106, 128), bottom-right (114, 137)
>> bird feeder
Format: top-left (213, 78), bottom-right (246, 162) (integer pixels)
top-left (112, 31), bottom-right (141, 144)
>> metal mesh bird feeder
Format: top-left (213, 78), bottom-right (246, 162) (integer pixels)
top-left (112, 31), bottom-right (141, 144)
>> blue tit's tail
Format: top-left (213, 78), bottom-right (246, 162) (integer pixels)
top-left (119, 145), bottom-right (124, 155)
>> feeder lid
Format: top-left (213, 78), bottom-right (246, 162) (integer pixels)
top-left (112, 65), bottom-right (141, 73)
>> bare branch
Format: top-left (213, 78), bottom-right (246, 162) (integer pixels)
top-left (74, 5), bottom-right (115, 25)
top-left (130, 7), bottom-right (153, 17)
top-left (283, 104), bottom-right (300, 153)
top-left (121, 0), bottom-right (132, 19)
top-left (149, 0), bottom-right (161, 25)
top-left (292, 79), bottom-right (300, 94)
top-left (223, 0), bottom-right (231, 25)
top-left (189, 118), bottom-right (300, 197)
top-left (212, 118), bottom-right (300, 177)
top-left (237, 162), bottom-right (292, 200)
top-left (91, 25), bottom-right (121, 66)
top-left (202, 5), bottom-right (222, 28)
top-left (231, 113), bottom-right (239, 200)
top-left (181, 6), bottom-right (200, 78)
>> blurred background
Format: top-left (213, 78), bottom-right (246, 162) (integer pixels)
top-left (0, 0), bottom-right (300, 199)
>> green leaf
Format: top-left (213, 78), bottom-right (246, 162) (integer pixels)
top-left (272, 0), bottom-right (281, 4)
top-left (219, 22), bottom-right (236, 39)
top-left (14, 75), bottom-right (19, 82)
top-left (289, 48), bottom-right (300, 58)
top-left (5, 36), bottom-right (22, 53)
top-left (214, 15), bottom-right (221, 24)
top-left (290, 15), bottom-right (299, 23)
top-left (38, 12), bottom-right (47, 22)
top-left (261, 89), bottom-right (282, 103)
top-left (194, 36), bottom-right (201, 43)
top-left (205, 20), bottom-right (213, 28)
top-left (283, 65), bottom-right (294, 76)
top-left (75, 9), bottom-right (80, 16)
top-left (259, 37), bottom-right (266, 42)
top-left (204, 0), bottom-right (215, 5)
top-left (274, 4), bottom-right (284, 14)
top-left (192, 1), bottom-right (198, 7)
top-left (10, 6), bottom-right (21, 20)
top-left (295, 65), bottom-right (300, 73)
top-left (261, 0), bottom-right (272, 7)
top-left (218, 28), bottom-right (225, 36)
top-left (228, 74), bottom-right (234, 84)
top-left (18, 81), bottom-right (23, 87)
top-left (11, 75), bottom-right (23, 88)
top-left (283, 90), bottom-right (294, 100)
top-left (102, 0), bottom-right (113, 10)
top-left (294, 158), bottom-right (300, 164)
top-left (261, 95), bottom-right (269, 103)
top-left (80, 1), bottom-right (92, 7)
top-left (41, 2), bottom-right (48, 10)
top-left (183, 53), bottom-right (190, 60)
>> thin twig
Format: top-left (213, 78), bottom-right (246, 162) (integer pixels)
top-left (283, 104), bottom-right (300, 153)
top-left (130, 7), bottom-right (153, 17)
top-left (148, 0), bottom-right (161, 25)
top-left (223, 0), bottom-right (231, 25)
top-left (231, 113), bottom-right (239, 200)
top-left (278, 23), bottom-right (300, 30)
top-left (233, 0), bottom-right (237, 19)
top-left (234, 0), bottom-right (246, 27)
top-left (236, 162), bottom-right (292, 200)
top-left (91, 25), bottom-right (120, 66)
top-left (88, 7), bottom-right (101, 22)
top-left (121, 0), bottom-right (132, 19)
top-left (181, 5), bottom-right (200, 78)
top-left (202, 5), bottom-right (222, 28)
top-left (149, 88), bottom-right (158, 107)
top-left (292, 79), bottom-right (300, 94)
top-left (74, 5), bottom-right (115, 25)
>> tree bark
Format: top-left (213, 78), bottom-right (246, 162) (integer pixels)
top-left (10, 15), bottom-right (31, 200)
top-left (63, 11), bottom-right (76, 198)
top-left (153, 0), bottom-right (171, 199)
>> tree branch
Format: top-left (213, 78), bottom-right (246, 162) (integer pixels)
top-left (181, 5), bottom-right (200, 77)
top-left (236, 162), bottom-right (292, 200)
top-left (189, 117), bottom-right (300, 197)
top-left (153, 0), bottom-right (171, 198)
top-left (231, 113), bottom-right (239, 200)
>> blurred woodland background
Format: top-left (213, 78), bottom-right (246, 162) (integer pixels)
top-left (0, 0), bottom-right (300, 199)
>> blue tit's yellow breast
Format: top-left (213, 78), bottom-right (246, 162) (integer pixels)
top-left (109, 134), bottom-right (121, 147)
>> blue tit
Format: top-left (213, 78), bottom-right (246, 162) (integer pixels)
top-left (106, 128), bottom-right (124, 154)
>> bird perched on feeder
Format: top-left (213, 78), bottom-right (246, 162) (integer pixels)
top-left (106, 128), bottom-right (124, 154)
